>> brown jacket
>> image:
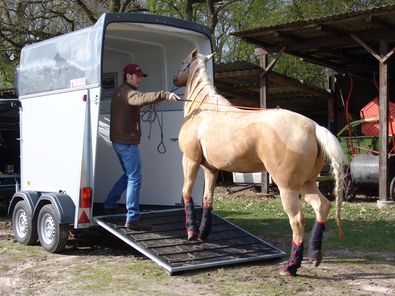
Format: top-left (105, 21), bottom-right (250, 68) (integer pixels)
top-left (110, 82), bottom-right (170, 144)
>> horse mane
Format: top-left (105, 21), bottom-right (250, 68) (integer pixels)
top-left (185, 54), bottom-right (231, 114)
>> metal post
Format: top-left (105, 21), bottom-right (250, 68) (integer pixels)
top-left (379, 40), bottom-right (389, 201)
top-left (255, 48), bottom-right (269, 195)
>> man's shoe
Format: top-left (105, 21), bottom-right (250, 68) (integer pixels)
top-left (124, 219), bottom-right (152, 231)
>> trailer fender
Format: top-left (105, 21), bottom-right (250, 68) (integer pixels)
top-left (34, 193), bottom-right (75, 224)
top-left (8, 191), bottom-right (40, 217)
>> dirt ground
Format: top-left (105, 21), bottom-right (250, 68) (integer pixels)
top-left (0, 195), bottom-right (395, 296)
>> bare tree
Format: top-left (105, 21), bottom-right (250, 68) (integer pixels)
top-left (107, 0), bottom-right (145, 13)
top-left (0, 0), bottom-right (149, 87)
top-left (180, 0), bottom-right (241, 60)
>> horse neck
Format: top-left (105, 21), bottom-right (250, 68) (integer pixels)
top-left (184, 61), bottom-right (230, 117)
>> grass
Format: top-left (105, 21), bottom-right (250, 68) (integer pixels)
top-left (213, 192), bottom-right (395, 256)
top-left (1, 193), bottom-right (395, 295)
top-left (0, 240), bottom-right (44, 259)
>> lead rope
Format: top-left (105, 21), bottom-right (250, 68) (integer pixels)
top-left (141, 104), bottom-right (166, 154)
top-left (140, 85), bottom-right (183, 155)
top-left (141, 83), bottom-right (268, 155)
top-left (157, 110), bottom-right (166, 154)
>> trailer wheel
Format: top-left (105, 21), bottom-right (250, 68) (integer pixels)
top-left (12, 200), bottom-right (38, 245)
top-left (37, 204), bottom-right (69, 253)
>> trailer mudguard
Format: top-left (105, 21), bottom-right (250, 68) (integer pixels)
top-left (8, 191), bottom-right (40, 217)
top-left (34, 193), bottom-right (75, 224)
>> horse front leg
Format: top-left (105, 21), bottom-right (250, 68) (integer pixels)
top-left (278, 187), bottom-right (305, 276)
top-left (302, 181), bottom-right (331, 267)
top-left (182, 156), bottom-right (200, 240)
top-left (198, 167), bottom-right (218, 241)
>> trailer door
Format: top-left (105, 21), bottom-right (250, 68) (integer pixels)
top-left (20, 90), bottom-right (88, 203)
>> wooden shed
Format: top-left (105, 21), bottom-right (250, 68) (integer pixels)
top-left (214, 61), bottom-right (331, 125)
top-left (233, 5), bottom-right (395, 202)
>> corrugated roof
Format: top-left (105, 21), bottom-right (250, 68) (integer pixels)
top-left (233, 5), bottom-right (395, 75)
top-left (235, 4), bottom-right (395, 36)
top-left (214, 61), bottom-right (330, 123)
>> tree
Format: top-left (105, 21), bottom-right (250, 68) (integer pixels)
top-left (0, 0), bottom-right (145, 88)
top-left (1, 0), bottom-right (393, 88)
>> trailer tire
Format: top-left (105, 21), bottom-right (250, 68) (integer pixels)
top-left (37, 204), bottom-right (69, 253)
top-left (12, 200), bottom-right (38, 245)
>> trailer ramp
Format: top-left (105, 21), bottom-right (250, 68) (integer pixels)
top-left (93, 208), bottom-right (285, 275)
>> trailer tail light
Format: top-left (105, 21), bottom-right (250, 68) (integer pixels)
top-left (81, 187), bottom-right (92, 208)
top-left (78, 211), bottom-right (90, 224)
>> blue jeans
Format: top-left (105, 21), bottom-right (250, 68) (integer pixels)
top-left (104, 143), bottom-right (142, 221)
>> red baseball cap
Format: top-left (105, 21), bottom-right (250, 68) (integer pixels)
top-left (123, 64), bottom-right (148, 77)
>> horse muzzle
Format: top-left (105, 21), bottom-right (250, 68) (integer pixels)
top-left (173, 76), bottom-right (185, 87)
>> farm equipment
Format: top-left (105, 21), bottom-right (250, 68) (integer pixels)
top-left (338, 97), bottom-right (395, 201)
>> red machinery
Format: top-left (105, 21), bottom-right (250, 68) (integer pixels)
top-left (344, 97), bottom-right (395, 200)
top-left (360, 97), bottom-right (395, 137)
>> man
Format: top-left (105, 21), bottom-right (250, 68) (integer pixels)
top-left (104, 63), bottom-right (179, 231)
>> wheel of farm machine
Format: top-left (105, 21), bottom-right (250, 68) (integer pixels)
top-left (344, 174), bottom-right (356, 202)
top-left (390, 176), bottom-right (395, 200)
top-left (37, 204), bottom-right (69, 253)
top-left (12, 200), bottom-right (38, 245)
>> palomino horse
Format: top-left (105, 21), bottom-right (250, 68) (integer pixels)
top-left (174, 49), bottom-right (345, 276)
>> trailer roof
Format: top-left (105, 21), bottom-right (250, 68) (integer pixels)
top-left (18, 13), bottom-right (212, 98)
top-left (102, 12), bottom-right (212, 38)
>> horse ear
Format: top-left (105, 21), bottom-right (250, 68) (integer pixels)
top-left (191, 48), bottom-right (198, 58)
top-left (205, 52), bottom-right (215, 62)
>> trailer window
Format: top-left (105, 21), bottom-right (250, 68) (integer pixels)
top-left (18, 23), bottom-right (103, 97)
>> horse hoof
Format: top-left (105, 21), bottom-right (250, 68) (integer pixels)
top-left (187, 231), bottom-right (198, 240)
top-left (311, 253), bottom-right (323, 267)
top-left (279, 269), bottom-right (296, 276)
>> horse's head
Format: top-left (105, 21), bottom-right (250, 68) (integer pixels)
top-left (173, 49), bottom-right (214, 87)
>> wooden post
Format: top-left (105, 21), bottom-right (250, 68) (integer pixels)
top-left (379, 39), bottom-right (389, 201)
top-left (255, 48), bottom-right (269, 195)
top-left (350, 34), bottom-right (394, 205)
top-left (328, 73), bottom-right (336, 132)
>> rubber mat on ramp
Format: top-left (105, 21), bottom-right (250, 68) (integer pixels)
top-left (93, 208), bottom-right (285, 275)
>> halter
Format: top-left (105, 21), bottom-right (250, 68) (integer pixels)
top-left (175, 56), bottom-right (197, 82)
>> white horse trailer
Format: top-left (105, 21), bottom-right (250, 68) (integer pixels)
top-left (9, 13), bottom-right (284, 274)
top-left (10, 13), bottom-right (208, 250)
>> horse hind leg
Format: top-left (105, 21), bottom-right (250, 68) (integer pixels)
top-left (278, 187), bottom-right (305, 276)
top-left (182, 157), bottom-right (201, 240)
top-left (302, 181), bottom-right (331, 267)
top-left (198, 167), bottom-right (218, 242)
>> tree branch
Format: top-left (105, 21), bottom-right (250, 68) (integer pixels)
top-left (75, 0), bottom-right (98, 23)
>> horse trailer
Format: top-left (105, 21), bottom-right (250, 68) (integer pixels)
top-left (9, 13), bottom-right (284, 274)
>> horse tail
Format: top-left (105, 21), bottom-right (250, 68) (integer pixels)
top-left (315, 124), bottom-right (345, 240)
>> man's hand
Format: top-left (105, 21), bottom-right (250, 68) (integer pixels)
top-left (168, 93), bottom-right (181, 101)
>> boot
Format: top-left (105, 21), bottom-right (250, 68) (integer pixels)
top-left (198, 205), bottom-right (212, 241)
top-left (281, 241), bottom-right (304, 276)
top-left (309, 220), bottom-right (325, 267)
top-left (184, 197), bottom-right (199, 240)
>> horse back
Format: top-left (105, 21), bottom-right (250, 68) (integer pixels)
top-left (187, 109), bottom-right (322, 185)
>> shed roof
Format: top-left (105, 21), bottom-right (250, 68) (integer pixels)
top-left (233, 5), bottom-right (395, 75)
top-left (214, 61), bottom-right (330, 122)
